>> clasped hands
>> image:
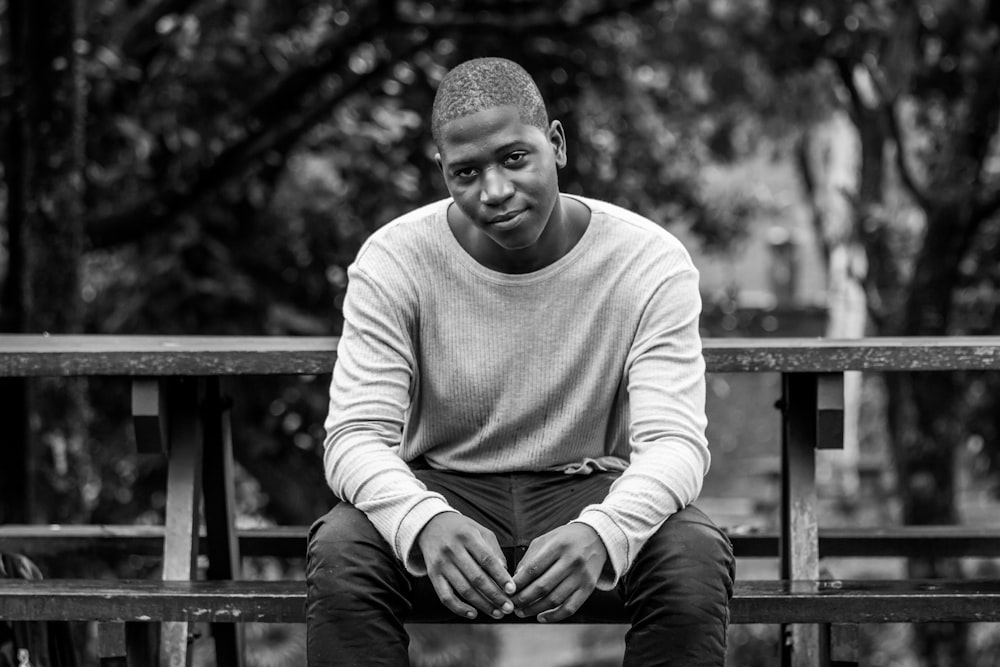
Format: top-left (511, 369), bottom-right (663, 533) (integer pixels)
top-left (416, 512), bottom-right (607, 623)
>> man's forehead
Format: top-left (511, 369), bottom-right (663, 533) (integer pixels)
top-left (437, 106), bottom-right (545, 157)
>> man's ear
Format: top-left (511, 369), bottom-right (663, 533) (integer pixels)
top-left (548, 121), bottom-right (567, 168)
top-left (435, 152), bottom-right (443, 171)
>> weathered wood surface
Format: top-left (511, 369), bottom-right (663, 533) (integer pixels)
top-left (781, 372), bottom-right (823, 666)
top-left (160, 379), bottom-right (203, 667)
top-left (5, 524), bottom-right (1000, 558)
top-left (3, 335), bottom-right (1000, 376)
top-left (3, 579), bottom-right (1000, 625)
top-left (201, 377), bottom-right (245, 667)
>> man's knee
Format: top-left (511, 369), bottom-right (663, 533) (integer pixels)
top-left (624, 506), bottom-right (735, 614)
top-left (306, 502), bottom-right (398, 599)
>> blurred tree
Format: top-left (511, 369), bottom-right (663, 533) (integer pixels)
top-left (2, 0), bottom-right (775, 661)
top-left (760, 1), bottom-right (1000, 664)
top-left (13, 1), bottom-right (1000, 664)
top-left (1, 0), bottom-right (773, 528)
top-left (0, 0), bottom-right (88, 524)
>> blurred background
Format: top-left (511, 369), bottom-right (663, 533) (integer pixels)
top-left (2, 0), bottom-right (1000, 665)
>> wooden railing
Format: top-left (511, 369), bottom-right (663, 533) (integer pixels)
top-left (2, 335), bottom-right (1000, 667)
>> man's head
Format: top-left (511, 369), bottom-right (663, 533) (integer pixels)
top-left (431, 57), bottom-right (549, 148)
top-left (431, 57), bottom-right (581, 274)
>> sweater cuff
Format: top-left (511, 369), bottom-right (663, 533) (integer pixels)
top-left (571, 509), bottom-right (630, 590)
top-left (396, 496), bottom-right (458, 577)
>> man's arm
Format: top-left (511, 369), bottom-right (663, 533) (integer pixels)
top-left (573, 261), bottom-right (709, 583)
top-left (325, 258), bottom-right (514, 618)
top-left (512, 260), bottom-right (709, 619)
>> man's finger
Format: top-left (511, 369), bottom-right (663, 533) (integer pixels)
top-left (515, 572), bottom-right (575, 617)
top-left (471, 540), bottom-right (517, 596)
top-left (537, 588), bottom-right (591, 623)
top-left (428, 572), bottom-right (478, 619)
top-left (512, 543), bottom-right (558, 590)
top-left (453, 550), bottom-right (514, 617)
top-left (443, 559), bottom-right (512, 618)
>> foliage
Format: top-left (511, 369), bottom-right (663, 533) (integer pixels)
top-left (2, 0), bottom-right (791, 528)
top-left (4, 1), bottom-right (1000, 664)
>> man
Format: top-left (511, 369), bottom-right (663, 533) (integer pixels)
top-left (307, 57), bottom-right (734, 666)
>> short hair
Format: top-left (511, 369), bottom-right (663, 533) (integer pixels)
top-left (431, 58), bottom-right (549, 146)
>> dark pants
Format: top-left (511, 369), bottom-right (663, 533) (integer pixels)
top-left (306, 470), bottom-right (735, 666)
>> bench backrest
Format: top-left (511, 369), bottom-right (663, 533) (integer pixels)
top-left (3, 335), bottom-right (1000, 376)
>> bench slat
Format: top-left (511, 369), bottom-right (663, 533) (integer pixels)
top-left (3, 579), bottom-right (1000, 625)
top-left (6, 525), bottom-right (1000, 558)
top-left (3, 335), bottom-right (1000, 376)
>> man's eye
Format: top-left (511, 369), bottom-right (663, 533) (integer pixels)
top-left (504, 152), bottom-right (527, 166)
top-left (453, 168), bottom-right (477, 179)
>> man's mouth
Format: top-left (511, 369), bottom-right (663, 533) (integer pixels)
top-left (488, 210), bottom-right (524, 225)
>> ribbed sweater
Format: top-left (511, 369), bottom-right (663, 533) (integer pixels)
top-left (323, 195), bottom-right (710, 589)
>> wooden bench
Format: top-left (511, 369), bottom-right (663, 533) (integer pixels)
top-left (5, 578), bottom-right (1000, 626)
top-left (4, 577), bottom-right (1000, 667)
top-left (5, 523), bottom-right (1000, 559)
top-left (2, 335), bottom-right (1000, 667)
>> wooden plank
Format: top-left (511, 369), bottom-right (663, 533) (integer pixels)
top-left (816, 373), bottom-right (845, 450)
top-left (4, 335), bottom-right (1000, 376)
top-left (98, 622), bottom-right (126, 667)
top-left (781, 372), bottom-right (823, 667)
top-left (131, 379), bottom-right (166, 455)
top-left (201, 378), bottom-right (244, 667)
top-left (829, 624), bottom-right (859, 667)
top-left (0, 336), bottom-right (340, 376)
top-left (6, 524), bottom-right (1000, 559)
top-left (4, 579), bottom-right (1000, 624)
top-left (161, 378), bottom-right (204, 667)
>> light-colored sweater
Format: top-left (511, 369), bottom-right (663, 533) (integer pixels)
top-left (323, 195), bottom-right (709, 589)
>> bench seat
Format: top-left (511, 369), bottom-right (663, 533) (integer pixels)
top-left (3, 579), bottom-right (1000, 625)
top-left (5, 524), bottom-right (1000, 559)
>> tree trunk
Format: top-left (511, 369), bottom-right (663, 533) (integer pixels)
top-left (840, 61), bottom-right (970, 665)
top-left (799, 109), bottom-right (867, 496)
top-left (889, 199), bottom-right (977, 665)
top-left (12, 0), bottom-right (89, 525)
top-left (0, 0), bottom-right (30, 524)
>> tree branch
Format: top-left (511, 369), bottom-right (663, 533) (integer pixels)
top-left (399, 0), bottom-right (659, 34)
top-left (117, 0), bottom-right (204, 66)
top-left (86, 31), bottom-right (435, 248)
top-left (86, 0), bottom-right (657, 248)
top-left (239, 0), bottom-right (385, 130)
top-left (884, 101), bottom-right (933, 211)
top-left (832, 56), bottom-right (863, 125)
top-left (793, 130), bottom-right (831, 268)
top-left (978, 189), bottom-right (1000, 221)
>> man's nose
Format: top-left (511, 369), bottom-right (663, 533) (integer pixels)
top-left (480, 167), bottom-right (514, 204)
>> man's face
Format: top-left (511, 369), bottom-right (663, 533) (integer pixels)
top-left (436, 105), bottom-right (567, 265)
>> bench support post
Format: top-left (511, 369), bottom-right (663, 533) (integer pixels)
top-left (202, 377), bottom-right (245, 667)
top-left (161, 378), bottom-right (204, 667)
top-left (780, 372), bottom-right (844, 667)
top-left (829, 623), bottom-right (860, 667)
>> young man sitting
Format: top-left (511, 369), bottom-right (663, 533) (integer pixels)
top-left (306, 57), bottom-right (734, 666)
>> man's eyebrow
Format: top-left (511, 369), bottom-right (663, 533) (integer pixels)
top-left (444, 140), bottom-right (531, 167)
top-left (494, 140), bottom-right (531, 155)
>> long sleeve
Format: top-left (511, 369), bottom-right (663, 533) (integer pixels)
top-left (572, 260), bottom-right (710, 589)
top-left (323, 258), bottom-right (457, 575)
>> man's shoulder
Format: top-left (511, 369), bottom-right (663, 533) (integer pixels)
top-left (573, 195), bottom-right (693, 261)
top-left (353, 198), bottom-right (450, 269)
top-left (367, 198), bottom-right (450, 246)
